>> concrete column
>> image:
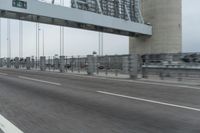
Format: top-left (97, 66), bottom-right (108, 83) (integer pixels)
top-left (40, 56), bottom-right (46, 71)
top-left (87, 55), bottom-right (96, 75)
top-left (0, 58), bottom-right (4, 67)
top-left (129, 54), bottom-right (139, 79)
top-left (6, 58), bottom-right (11, 68)
top-left (129, 0), bottom-right (182, 54)
top-left (26, 57), bottom-right (31, 70)
top-left (59, 56), bottom-right (65, 73)
top-left (14, 57), bottom-right (19, 69)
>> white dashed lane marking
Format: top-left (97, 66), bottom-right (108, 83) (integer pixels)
top-left (97, 91), bottom-right (200, 112)
top-left (18, 76), bottom-right (61, 86)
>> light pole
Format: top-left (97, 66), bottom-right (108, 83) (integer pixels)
top-left (7, 19), bottom-right (11, 58)
top-left (36, 23), bottom-right (38, 59)
top-left (38, 26), bottom-right (44, 56)
top-left (98, 32), bottom-right (100, 56)
top-left (19, 20), bottom-right (23, 58)
top-left (60, 0), bottom-right (64, 56)
top-left (38, 24), bottom-right (40, 58)
top-left (0, 18), bottom-right (1, 58)
top-left (98, 32), bottom-right (104, 56)
top-left (101, 32), bottom-right (104, 56)
top-left (36, 23), bottom-right (40, 68)
top-left (42, 29), bottom-right (45, 56)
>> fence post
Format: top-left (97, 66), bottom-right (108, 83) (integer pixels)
top-left (77, 56), bottom-right (80, 73)
top-left (142, 67), bottom-right (148, 79)
top-left (31, 57), bottom-right (35, 69)
top-left (26, 57), bottom-right (31, 70)
top-left (53, 57), bottom-right (59, 70)
top-left (122, 56), bottom-right (129, 74)
top-left (35, 57), bottom-right (38, 70)
top-left (59, 56), bottom-right (65, 73)
top-left (0, 58), bottom-right (3, 67)
top-left (40, 56), bottom-right (46, 71)
top-left (14, 57), bottom-right (19, 69)
top-left (177, 66), bottom-right (182, 81)
top-left (129, 54), bottom-right (139, 79)
top-left (6, 58), bottom-right (11, 68)
top-left (87, 55), bottom-right (96, 75)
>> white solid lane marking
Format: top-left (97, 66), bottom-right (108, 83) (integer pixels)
top-left (18, 76), bottom-right (61, 86)
top-left (0, 72), bottom-right (8, 76)
top-left (97, 91), bottom-right (200, 112)
top-left (0, 115), bottom-right (23, 133)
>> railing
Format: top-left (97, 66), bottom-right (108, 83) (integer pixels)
top-left (0, 54), bottom-right (138, 79)
top-left (141, 53), bottom-right (200, 82)
top-left (1, 53), bottom-right (200, 82)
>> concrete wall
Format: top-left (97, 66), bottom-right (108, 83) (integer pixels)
top-left (130, 0), bottom-right (182, 54)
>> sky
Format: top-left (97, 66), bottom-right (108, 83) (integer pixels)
top-left (182, 0), bottom-right (200, 52)
top-left (0, 0), bottom-right (199, 57)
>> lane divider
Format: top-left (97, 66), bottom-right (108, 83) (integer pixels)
top-left (0, 114), bottom-right (23, 133)
top-left (18, 76), bottom-right (61, 86)
top-left (97, 91), bottom-right (200, 112)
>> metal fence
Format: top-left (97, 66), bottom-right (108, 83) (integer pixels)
top-left (141, 53), bottom-right (200, 82)
top-left (1, 53), bottom-right (200, 81)
top-left (0, 54), bottom-right (139, 79)
top-left (142, 53), bottom-right (200, 66)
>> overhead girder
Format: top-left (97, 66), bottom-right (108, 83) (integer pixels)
top-left (0, 0), bottom-right (152, 37)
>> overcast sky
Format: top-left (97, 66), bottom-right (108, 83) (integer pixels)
top-left (0, 0), bottom-right (199, 57)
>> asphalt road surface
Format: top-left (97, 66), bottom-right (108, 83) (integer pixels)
top-left (0, 68), bottom-right (200, 133)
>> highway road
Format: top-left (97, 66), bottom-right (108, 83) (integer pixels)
top-left (0, 68), bottom-right (200, 133)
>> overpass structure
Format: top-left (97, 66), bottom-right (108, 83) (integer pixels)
top-left (0, 0), bottom-right (152, 36)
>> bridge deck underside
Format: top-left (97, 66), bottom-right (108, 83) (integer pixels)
top-left (0, 0), bottom-right (152, 37)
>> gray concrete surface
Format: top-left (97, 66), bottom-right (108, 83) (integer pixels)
top-left (130, 0), bottom-right (182, 54)
top-left (0, 68), bottom-right (200, 133)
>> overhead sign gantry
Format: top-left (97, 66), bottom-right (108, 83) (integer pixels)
top-left (0, 0), bottom-right (152, 36)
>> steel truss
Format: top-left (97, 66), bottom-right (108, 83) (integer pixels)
top-left (71, 0), bottom-right (144, 23)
